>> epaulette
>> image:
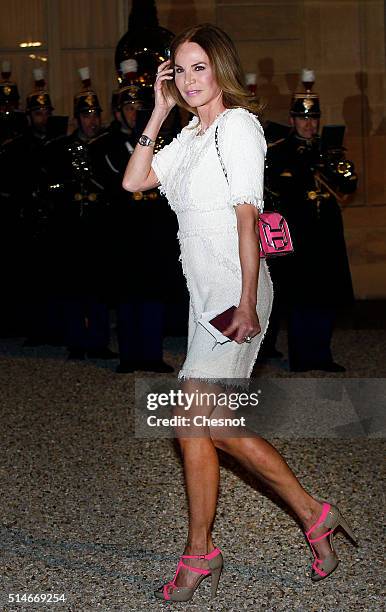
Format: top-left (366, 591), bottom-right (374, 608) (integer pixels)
top-left (89, 130), bottom-right (110, 145)
top-left (44, 133), bottom-right (68, 148)
top-left (0, 133), bottom-right (24, 149)
top-left (267, 138), bottom-right (286, 149)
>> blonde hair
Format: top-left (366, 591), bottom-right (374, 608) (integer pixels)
top-left (165, 23), bottom-right (263, 120)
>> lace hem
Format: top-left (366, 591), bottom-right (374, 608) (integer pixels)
top-left (178, 369), bottom-right (250, 389)
top-left (231, 195), bottom-right (264, 212)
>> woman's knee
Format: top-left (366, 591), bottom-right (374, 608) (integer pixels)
top-left (210, 434), bottom-right (255, 455)
top-left (210, 434), bottom-right (234, 452)
top-left (176, 435), bottom-right (215, 453)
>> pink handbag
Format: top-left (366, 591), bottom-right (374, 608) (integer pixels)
top-left (258, 211), bottom-right (294, 258)
top-left (215, 126), bottom-right (294, 259)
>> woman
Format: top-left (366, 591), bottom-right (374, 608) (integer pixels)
top-left (123, 23), bottom-right (357, 603)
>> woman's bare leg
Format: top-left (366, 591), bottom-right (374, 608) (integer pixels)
top-left (211, 432), bottom-right (333, 559)
top-left (169, 382), bottom-right (332, 590)
top-left (171, 380), bottom-right (221, 588)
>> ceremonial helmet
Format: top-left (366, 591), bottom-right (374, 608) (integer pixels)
top-left (290, 69), bottom-right (321, 119)
top-left (0, 60), bottom-right (20, 110)
top-left (26, 69), bottom-right (54, 112)
top-left (117, 59), bottom-right (146, 110)
top-left (73, 67), bottom-right (102, 116)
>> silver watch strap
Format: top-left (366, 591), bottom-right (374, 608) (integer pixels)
top-left (138, 134), bottom-right (155, 146)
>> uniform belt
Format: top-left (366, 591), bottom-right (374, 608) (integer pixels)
top-left (131, 190), bottom-right (159, 201)
top-left (73, 192), bottom-right (100, 203)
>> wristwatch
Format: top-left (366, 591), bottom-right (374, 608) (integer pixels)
top-left (138, 134), bottom-right (156, 147)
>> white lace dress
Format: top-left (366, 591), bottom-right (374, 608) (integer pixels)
top-left (152, 107), bottom-right (273, 380)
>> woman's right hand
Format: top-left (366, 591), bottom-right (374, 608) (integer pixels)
top-left (153, 60), bottom-right (176, 115)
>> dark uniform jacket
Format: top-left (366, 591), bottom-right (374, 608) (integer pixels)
top-left (41, 129), bottom-right (111, 298)
top-left (0, 127), bottom-right (53, 295)
top-left (265, 131), bottom-right (356, 307)
top-left (90, 123), bottom-right (180, 302)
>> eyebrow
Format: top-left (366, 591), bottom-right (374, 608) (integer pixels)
top-left (174, 61), bottom-right (207, 68)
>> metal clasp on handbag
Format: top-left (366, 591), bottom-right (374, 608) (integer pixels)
top-left (214, 125), bottom-right (294, 258)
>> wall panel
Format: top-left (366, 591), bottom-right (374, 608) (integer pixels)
top-left (217, 4), bottom-right (302, 40)
top-left (319, 2), bottom-right (361, 71)
top-left (0, 0), bottom-right (45, 49)
top-left (156, 0), bottom-right (215, 32)
top-left (0, 0), bottom-right (125, 118)
top-left (59, 0), bottom-right (123, 49)
top-left (238, 40), bottom-right (303, 73)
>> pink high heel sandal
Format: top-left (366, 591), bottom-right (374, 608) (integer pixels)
top-left (305, 501), bottom-right (358, 582)
top-left (154, 547), bottom-right (223, 602)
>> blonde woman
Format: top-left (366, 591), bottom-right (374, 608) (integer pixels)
top-left (123, 23), bottom-right (357, 603)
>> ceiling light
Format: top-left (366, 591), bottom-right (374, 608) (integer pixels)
top-left (20, 41), bottom-right (42, 48)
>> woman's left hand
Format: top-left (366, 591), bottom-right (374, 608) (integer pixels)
top-left (222, 305), bottom-right (261, 344)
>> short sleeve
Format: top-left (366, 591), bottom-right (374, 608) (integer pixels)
top-left (221, 109), bottom-right (267, 212)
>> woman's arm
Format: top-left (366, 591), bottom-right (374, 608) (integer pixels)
top-left (122, 109), bottom-right (168, 192)
top-left (237, 204), bottom-right (260, 310)
top-left (222, 203), bottom-right (261, 344)
top-left (122, 59), bottom-right (175, 192)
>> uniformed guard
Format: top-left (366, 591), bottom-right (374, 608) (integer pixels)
top-left (90, 59), bottom-right (177, 373)
top-left (15, 69), bottom-right (70, 343)
top-left (0, 62), bottom-right (26, 334)
top-left (0, 61), bottom-right (19, 111)
top-left (25, 69), bottom-right (54, 135)
top-left (0, 60), bottom-right (28, 144)
top-left (263, 70), bottom-right (358, 372)
top-left (0, 67), bottom-right (55, 337)
top-left (42, 67), bottom-right (116, 360)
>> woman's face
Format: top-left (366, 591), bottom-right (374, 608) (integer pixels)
top-left (174, 41), bottom-right (222, 108)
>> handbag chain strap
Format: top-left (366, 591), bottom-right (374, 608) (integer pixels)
top-left (215, 125), bottom-right (228, 184)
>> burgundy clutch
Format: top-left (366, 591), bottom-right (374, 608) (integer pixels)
top-left (209, 306), bottom-right (238, 341)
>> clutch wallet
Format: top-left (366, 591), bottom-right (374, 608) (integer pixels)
top-left (209, 306), bottom-right (238, 341)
